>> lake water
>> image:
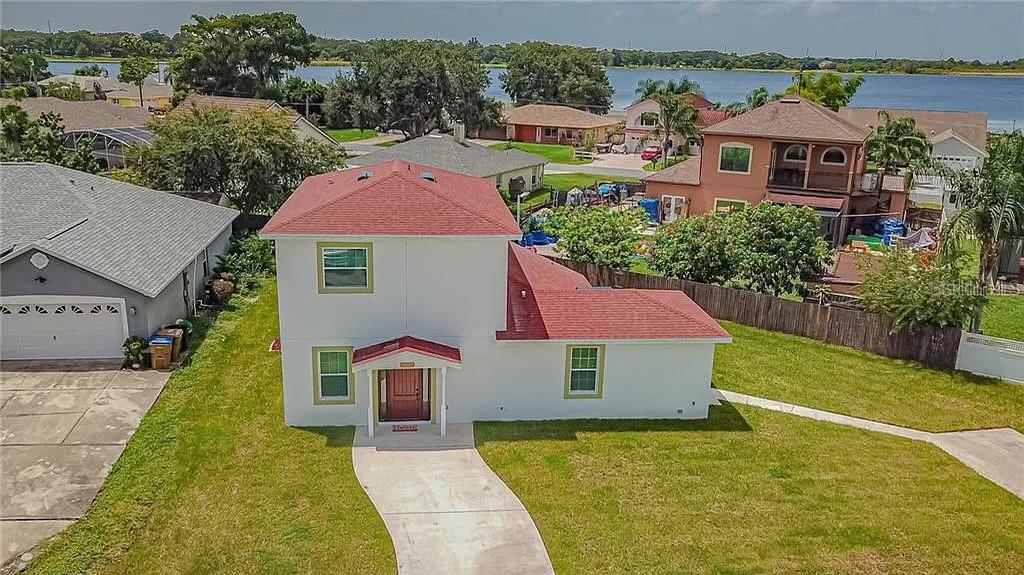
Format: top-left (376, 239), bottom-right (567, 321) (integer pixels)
top-left (49, 61), bottom-right (1023, 131)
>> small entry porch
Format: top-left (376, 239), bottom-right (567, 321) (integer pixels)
top-left (352, 336), bottom-right (462, 439)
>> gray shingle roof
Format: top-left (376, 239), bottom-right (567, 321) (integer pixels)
top-left (0, 163), bottom-right (238, 297)
top-left (348, 134), bottom-right (547, 177)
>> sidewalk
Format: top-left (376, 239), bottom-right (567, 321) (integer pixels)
top-left (716, 389), bottom-right (1024, 499)
top-left (351, 423), bottom-right (554, 575)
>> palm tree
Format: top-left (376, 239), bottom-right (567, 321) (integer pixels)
top-left (941, 131), bottom-right (1024, 329)
top-left (866, 112), bottom-right (932, 174)
top-left (725, 86), bottom-right (770, 112)
top-left (648, 93), bottom-right (698, 168)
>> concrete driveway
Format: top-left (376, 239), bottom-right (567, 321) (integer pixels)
top-left (0, 360), bottom-right (169, 566)
top-left (352, 424), bottom-right (554, 575)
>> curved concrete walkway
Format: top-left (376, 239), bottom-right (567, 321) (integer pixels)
top-left (351, 423), bottom-right (554, 575)
top-left (717, 389), bottom-right (1024, 499)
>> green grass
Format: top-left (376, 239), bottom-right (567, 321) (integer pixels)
top-left (26, 281), bottom-right (395, 575)
top-left (714, 321), bottom-right (1024, 433)
top-left (476, 407), bottom-right (1024, 575)
top-left (325, 128), bottom-right (378, 143)
top-left (642, 155), bottom-right (687, 171)
top-left (490, 142), bottom-right (592, 165)
top-left (375, 140), bottom-right (399, 148)
top-left (544, 172), bottom-right (639, 191)
top-left (982, 294), bottom-right (1024, 341)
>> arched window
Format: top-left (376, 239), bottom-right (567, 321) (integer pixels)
top-left (821, 147), bottom-right (847, 166)
top-left (783, 144), bottom-right (807, 162)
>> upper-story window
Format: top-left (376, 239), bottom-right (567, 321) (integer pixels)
top-left (639, 112), bottom-right (659, 127)
top-left (719, 142), bottom-right (752, 174)
top-left (783, 144), bottom-right (807, 162)
top-left (318, 241), bottom-right (373, 294)
top-left (821, 147), bottom-right (847, 166)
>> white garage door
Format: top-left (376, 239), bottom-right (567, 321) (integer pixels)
top-left (0, 298), bottom-right (127, 360)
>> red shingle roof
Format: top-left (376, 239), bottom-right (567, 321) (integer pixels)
top-left (498, 244), bottom-right (729, 341)
top-left (702, 98), bottom-right (868, 144)
top-left (262, 160), bottom-right (521, 236)
top-left (353, 336), bottom-right (461, 365)
top-left (697, 108), bottom-right (731, 127)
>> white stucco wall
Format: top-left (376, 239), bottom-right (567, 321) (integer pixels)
top-left (493, 164), bottom-right (546, 192)
top-left (274, 235), bottom-right (722, 426)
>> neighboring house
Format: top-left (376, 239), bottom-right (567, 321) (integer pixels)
top-left (623, 93), bottom-right (731, 154)
top-left (502, 104), bottom-right (621, 146)
top-left (38, 74), bottom-right (173, 110)
top-left (643, 97), bottom-right (904, 244)
top-left (260, 159), bottom-right (730, 433)
top-left (839, 107), bottom-right (989, 216)
top-left (176, 94), bottom-right (338, 147)
top-left (348, 129), bottom-right (548, 191)
top-left (0, 163), bottom-right (238, 360)
top-left (0, 97), bottom-right (154, 169)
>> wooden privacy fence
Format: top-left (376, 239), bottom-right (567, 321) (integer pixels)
top-left (547, 257), bottom-right (962, 369)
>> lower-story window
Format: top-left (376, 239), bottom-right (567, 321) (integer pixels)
top-left (564, 344), bottom-right (605, 398)
top-left (714, 198), bottom-right (748, 214)
top-left (313, 346), bottom-right (355, 404)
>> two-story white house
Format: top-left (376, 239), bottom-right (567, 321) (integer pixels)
top-left (261, 160), bottom-right (730, 435)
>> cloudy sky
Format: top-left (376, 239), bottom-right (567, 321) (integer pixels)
top-left (3, 1), bottom-right (1022, 61)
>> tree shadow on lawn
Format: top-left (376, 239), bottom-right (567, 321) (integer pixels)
top-left (475, 401), bottom-right (752, 445)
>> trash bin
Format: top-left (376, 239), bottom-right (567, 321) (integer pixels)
top-left (149, 335), bottom-right (174, 370)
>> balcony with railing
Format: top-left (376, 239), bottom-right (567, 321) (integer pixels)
top-left (767, 167), bottom-right (852, 193)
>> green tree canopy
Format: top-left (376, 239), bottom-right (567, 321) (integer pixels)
top-left (322, 73), bottom-right (357, 129)
top-left (350, 40), bottom-right (495, 138)
top-left (0, 106), bottom-right (98, 172)
top-left (129, 106), bottom-right (344, 214)
top-left (168, 12), bottom-right (314, 97)
top-left (42, 80), bottom-right (86, 101)
top-left (649, 203), bottom-right (830, 296)
top-left (0, 51), bottom-right (49, 88)
top-left (866, 111), bottom-right (933, 174)
top-left (73, 63), bottom-right (106, 77)
top-left (541, 206), bottom-right (648, 268)
top-left (117, 56), bottom-right (157, 107)
top-left (783, 71), bottom-right (864, 111)
top-left (501, 42), bottom-right (613, 113)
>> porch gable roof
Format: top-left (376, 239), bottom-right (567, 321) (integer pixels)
top-left (353, 336), bottom-right (462, 367)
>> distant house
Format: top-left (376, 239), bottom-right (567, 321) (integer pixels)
top-left (839, 107), bottom-right (989, 216)
top-left (502, 104), bottom-right (621, 146)
top-left (175, 94), bottom-right (337, 147)
top-left (0, 163), bottom-right (238, 360)
top-left (0, 97), bottom-right (154, 170)
top-left (38, 74), bottom-right (173, 110)
top-left (623, 93), bottom-right (731, 154)
top-left (348, 129), bottom-right (549, 191)
top-left (643, 97), bottom-right (905, 244)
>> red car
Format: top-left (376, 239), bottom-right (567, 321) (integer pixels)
top-left (640, 145), bottom-right (663, 161)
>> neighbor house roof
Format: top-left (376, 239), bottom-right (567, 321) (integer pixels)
top-left (0, 97), bottom-right (151, 131)
top-left (262, 160), bottom-right (521, 237)
top-left (701, 98), bottom-right (868, 144)
top-left (497, 244), bottom-right (730, 341)
top-left (698, 108), bottom-right (731, 127)
top-left (502, 104), bottom-right (620, 129)
top-left (39, 74), bottom-right (170, 96)
top-left (353, 336), bottom-right (462, 366)
top-left (642, 157), bottom-right (701, 186)
top-left (349, 134), bottom-right (547, 178)
top-left (0, 163), bottom-right (238, 297)
top-left (837, 107), bottom-right (988, 152)
top-left (624, 93), bottom-right (715, 112)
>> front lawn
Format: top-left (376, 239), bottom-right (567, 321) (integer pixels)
top-left (25, 281), bottom-right (395, 575)
top-left (714, 321), bottom-right (1024, 433)
top-left (642, 155), bottom-right (687, 171)
top-left (981, 294), bottom-right (1024, 341)
top-left (490, 141), bottom-right (591, 165)
top-left (326, 128), bottom-right (378, 142)
top-left (476, 407), bottom-right (1024, 575)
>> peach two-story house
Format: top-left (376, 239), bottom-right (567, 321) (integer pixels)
top-left (261, 160), bottom-right (730, 435)
top-left (623, 93), bottom-right (730, 154)
top-left (643, 98), bottom-right (907, 244)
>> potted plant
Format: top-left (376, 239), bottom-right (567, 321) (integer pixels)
top-left (122, 336), bottom-right (148, 369)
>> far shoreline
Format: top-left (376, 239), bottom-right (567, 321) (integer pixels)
top-left (43, 56), bottom-right (1024, 78)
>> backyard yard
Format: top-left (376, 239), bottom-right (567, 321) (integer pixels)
top-left (714, 321), bottom-right (1024, 433)
top-left (981, 294), bottom-right (1024, 341)
top-left (325, 128), bottom-right (378, 143)
top-left (476, 408), bottom-right (1024, 575)
top-left (516, 173), bottom-right (641, 211)
top-left (490, 141), bottom-right (591, 165)
top-left (22, 282), bottom-right (395, 575)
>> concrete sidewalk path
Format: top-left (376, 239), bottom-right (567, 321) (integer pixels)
top-left (351, 423), bottom-right (554, 575)
top-left (716, 389), bottom-right (1024, 499)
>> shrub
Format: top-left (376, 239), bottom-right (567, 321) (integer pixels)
top-left (542, 205), bottom-right (647, 268)
top-left (215, 234), bottom-right (275, 292)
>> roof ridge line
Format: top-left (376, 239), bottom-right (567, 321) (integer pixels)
top-left (804, 100), bottom-right (866, 137)
top-left (397, 167), bottom-right (521, 234)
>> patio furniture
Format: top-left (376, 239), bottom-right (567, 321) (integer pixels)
top-left (596, 143), bottom-right (613, 154)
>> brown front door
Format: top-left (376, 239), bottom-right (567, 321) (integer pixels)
top-left (385, 369), bottom-right (424, 421)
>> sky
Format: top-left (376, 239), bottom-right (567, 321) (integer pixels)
top-left (2, 1), bottom-right (1022, 61)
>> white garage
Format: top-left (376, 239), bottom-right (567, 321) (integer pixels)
top-left (0, 296), bottom-right (127, 360)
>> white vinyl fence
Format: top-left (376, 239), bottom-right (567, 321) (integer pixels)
top-left (955, 332), bottom-right (1024, 384)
